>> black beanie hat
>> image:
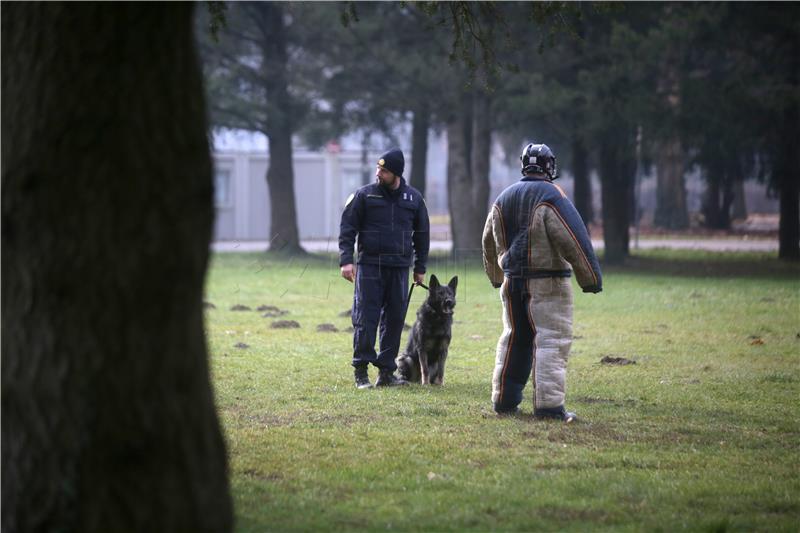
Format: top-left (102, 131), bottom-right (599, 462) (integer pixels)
top-left (378, 149), bottom-right (404, 177)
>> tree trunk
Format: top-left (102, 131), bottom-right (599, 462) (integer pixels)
top-left (599, 137), bottom-right (632, 265)
top-left (701, 159), bottom-right (734, 230)
top-left (361, 130), bottom-right (371, 186)
top-left (572, 137), bottom-right (593, 225)
top-left (778, 98), bottom-right (800, 260)
top-left (410, 101), bottom-right (430, 197)
top-left (471, 86), bottom-right (493, 225)
top-left (446, 82), bottom-right (489, 259)
top-left (732, 177), bottom-right (748, 221)
top-left (719, 164), bottom-right (736, 229)
top-left (447, 87), bottom-right (482, 257)
top-left (1, 4), bottom-right (232, 532)
top-left (654, 137), bottom-right (689, 229)
top-left (259, 2), bottom-right (305, 255)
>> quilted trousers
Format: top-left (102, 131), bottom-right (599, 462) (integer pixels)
top-left (492, 276), bottom-right (573, 411)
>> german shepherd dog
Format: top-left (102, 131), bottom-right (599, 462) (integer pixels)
top-left (396, 275), bottom-right (458, 385)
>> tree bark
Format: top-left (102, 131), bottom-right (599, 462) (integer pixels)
top-left (447, 82), bottom-right (490, 259)
top-left (361, 130), bottom-right (372, 186)
top-left (599, 136), bottom-right (633, 264)
top-left (701, 158), bottom-right (734, 230)
top-left (732, 176), bottom-right (748, 221)
top-left (410, 100), bottom-right (430, 197)
top-left (471, 86), bottom-right (493, 224)
top-left (259, 2), bottom-right (305, 255)
top-left (447, 103), bottom-right (474, 257)
top-left (654, 137), bottom-right (689, 229)
top-left (1, 4), bottom-right (232, 532)
top-left (777, 98), bottom-right (800, 260)
top-left (572, 136), bottom-right (593, 225)
top-left (701, 173), bottom-right (722, 229)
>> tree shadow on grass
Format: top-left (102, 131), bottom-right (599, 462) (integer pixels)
top-left (603, 252), bottom-right (800, 280)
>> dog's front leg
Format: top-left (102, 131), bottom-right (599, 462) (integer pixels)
top-left (433, 348), bottom-right (448, 385)
top-left (418, 349), bottom-right (430, 385)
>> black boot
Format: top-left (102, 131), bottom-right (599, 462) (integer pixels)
top-left (354, 365), bottom-right (373, 389)
top-left (375, 369), bottom-right (408, 387)
top-left (493, 403), bottom-right (519, 416)
top-left (534, 405), bottom-right (578, 423)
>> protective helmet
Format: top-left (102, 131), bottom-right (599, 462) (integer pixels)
top-left (520, 143), bottom-right (558, 180)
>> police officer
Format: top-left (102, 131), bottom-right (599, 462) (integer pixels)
top-left (339, 148), bottom-right (430, 389)
top-left (482, 143), bottom-right (602, 421)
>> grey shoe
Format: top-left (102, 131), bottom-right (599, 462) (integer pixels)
top-left (354, 366), bottom-right (373, 389)
top-left (375, 370), bottom-right (408, 387)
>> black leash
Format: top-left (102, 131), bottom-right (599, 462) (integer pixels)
top-left (403, 280), bottom-right (429, 325)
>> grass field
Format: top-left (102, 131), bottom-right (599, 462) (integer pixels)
top-left (204, 250), bottom-right (799, 532)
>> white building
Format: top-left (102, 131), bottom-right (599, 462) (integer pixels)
top-left (212, 147), bottom-right (390, 242)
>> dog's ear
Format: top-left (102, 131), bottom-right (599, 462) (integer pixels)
top-left (448, 275), bottom-right (458, 293)
top-left (429, 274), bottom-right (440, 289)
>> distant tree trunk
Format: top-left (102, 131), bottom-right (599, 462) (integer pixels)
top-left (361, 130), bottom-right (371, 186)
top-left (410, 100), bottom-right (430, 197)
top-left (701, 157), bottom-right (734, 230)
top-left (471, 86), bottom-right (492, 221)
top-left (440, 83), bottom-right (489, 257)
top-left (260, 2), bottom-right (304, 255)
top-left (777, 98), bottom-right (800, 260)
top-left (1, 4), bottom-right (232, 532)
top-left (572, 136), bottom-right (593, 225)
top-left (702, 174), bottom-right (720, 228)
top-left (654, 137), bottom-right (689, 229)
top-left (720, 164), bottom-right (736, 228)
top-left (732, 176), bottom-right (748, 221)
top-left (599, 136), bottom-right (633, 264)
top-left (653, 15), bottom-right (688, 231)
top-left (447, 90), bottom-right (476, 256)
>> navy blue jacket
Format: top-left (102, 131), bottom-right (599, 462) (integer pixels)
top-left (482, 176), bottom-right (602, 292)
top-left (339, 178), bottom-right (430, 273)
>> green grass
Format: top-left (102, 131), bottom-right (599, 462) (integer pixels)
top-left (204, 251), bottom-right (800, 532)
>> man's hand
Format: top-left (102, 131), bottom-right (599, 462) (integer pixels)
top-left (340, 264), bottom-right (356, 283)
top-left (413, 272), bottom-right (425, 285)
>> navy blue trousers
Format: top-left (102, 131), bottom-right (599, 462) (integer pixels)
top-left (351, 263), bottom-right (409, 371)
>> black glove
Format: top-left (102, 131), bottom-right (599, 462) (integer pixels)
top-left (582, 285), bottom-right (602, 293)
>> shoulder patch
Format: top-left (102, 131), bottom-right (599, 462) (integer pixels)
top-left (344, 193), bottom-right (355, 207)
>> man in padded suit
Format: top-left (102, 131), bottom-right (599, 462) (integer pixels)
top-left (481, 142), bottom-right (602, 422)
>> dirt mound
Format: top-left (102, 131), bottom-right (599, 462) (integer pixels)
top-left (600, 356), bottom-right (636, 365)
top-left (316, 323), bottom-right (338, 332)
top-left (339, 309), bottom-right (352, 317)
top-left (234, 342), bottom-right (250, 349)
top-left (271, 320), bottom-right (300, 329)
top-left (230, 304), bottom-right (251, 311)
top-left (204, 301), bottom-right (216, 309)
top-left (261, 307), bottom-right (289, 318)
